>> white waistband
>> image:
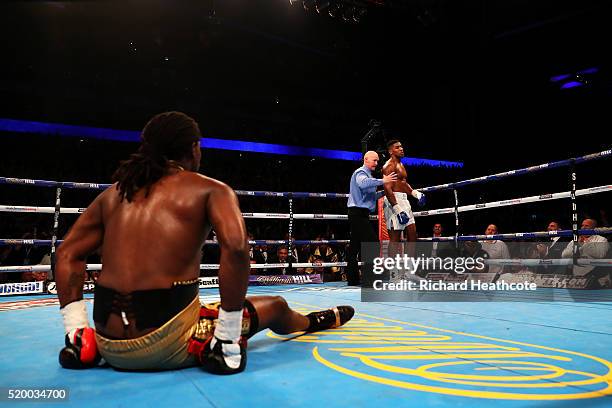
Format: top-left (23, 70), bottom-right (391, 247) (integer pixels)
top-left (385, 192), bottom-right (407, 200)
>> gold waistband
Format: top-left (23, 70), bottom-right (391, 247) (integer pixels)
top-left (173, 278), bottom-right (199, 286)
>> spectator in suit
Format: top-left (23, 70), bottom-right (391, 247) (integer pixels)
top-left (247, 232), bottom-right (266, 265)
top-left (267, 245), bottom-right (297, 275)
top-left (431, 223), bottom-right (443, 257)
top-left (426, 223), bottom-right (456, 259)
top-left (535, 221), bottom-right (570, 274)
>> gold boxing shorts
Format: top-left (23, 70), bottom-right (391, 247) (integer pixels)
top-left (95, 296), bottom-right (256, 370)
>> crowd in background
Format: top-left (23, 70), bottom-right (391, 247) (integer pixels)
top-left (1, 133), bottom-right (610, 284)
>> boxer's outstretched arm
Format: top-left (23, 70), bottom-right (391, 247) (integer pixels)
top-left (56, 194), bottom-right (104, 308)
top-left (207, 183), bottom-right (250, 312)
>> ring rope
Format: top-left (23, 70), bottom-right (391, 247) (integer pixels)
top-left (411, 184), bottom-right (611, 217)
top-left (0, 206), bottom-right (372, 219)
top-left (484, 258), bottom-right (612, 267)
top-left (1, 184), bottom-right (609, 219)
top-left (3, 229), bottom-right (611, 248)
top-left (0, 261), bottom-right (363, 274)
top-left (453, 188), bottom-right (459, 248)
top-left (1, 150), bottom-right (609, 280)
top-left (3, 258), bottom-right (612, 274)
top-left (417, 227), bottom-right (612, 241)
top-left (419, 148), bottom-right (611, 193)
top-left (1, 148), bottom-right (609, 196)
top-left (0, 238), bottom-right (354, 247)
top-left (0, 178), bottom-right (351, 198)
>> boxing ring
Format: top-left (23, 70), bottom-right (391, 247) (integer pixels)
top-left (1, 149), bottom-right (611, 407)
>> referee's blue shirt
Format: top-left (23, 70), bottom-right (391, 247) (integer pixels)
top-left (347, 165), bottom-right (384, 212)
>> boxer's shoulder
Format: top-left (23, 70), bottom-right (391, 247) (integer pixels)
top-left (382, 159), bottom-right (394, 173)
top-left (175, 173), bottom-right (238, 207)
top-left (177, 172), bottom-right (227, 188)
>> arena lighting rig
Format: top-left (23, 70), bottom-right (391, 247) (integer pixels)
top-left (289, 0), bottom-right (384, 23)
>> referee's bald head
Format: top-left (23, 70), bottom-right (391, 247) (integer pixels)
top-left (363, 151), bottom-right (379, 170)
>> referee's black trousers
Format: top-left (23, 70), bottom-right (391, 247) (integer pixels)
top-left (346, 207), bottom-right (378, 286)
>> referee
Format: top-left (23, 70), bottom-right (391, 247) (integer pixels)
top-left (346, 151), bottom-right (397, 286)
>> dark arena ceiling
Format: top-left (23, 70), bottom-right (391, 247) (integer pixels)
top-left (1, 0), bottom-right (611, 169)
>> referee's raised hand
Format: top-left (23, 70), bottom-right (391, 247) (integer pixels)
top-left (383, 172), bottom-right (397, 184)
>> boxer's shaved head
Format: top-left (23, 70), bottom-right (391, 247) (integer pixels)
top-left (363, 151), bottom-right (379, 170)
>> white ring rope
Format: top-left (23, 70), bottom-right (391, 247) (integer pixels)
top-left (0, 261), bottom-right (363, 274)
top-left (411, 184), bottom-right (612, 217)
top-left (2, 149), bottom-right (609, 194)
top-left (3, 259), bottom-right (611, 274)
top-left (1, 183), bottom-right (610, 219)
top-left (0, 205), bottom-right (376, 220)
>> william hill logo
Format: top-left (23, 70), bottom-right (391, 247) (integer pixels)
top-left (7, 178), bottom-right (35, 185)
top-left (269, 305), bottom-right (612, 400)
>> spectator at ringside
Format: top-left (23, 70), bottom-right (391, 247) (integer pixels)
top-left (305, 235), bottom-right (341, 280)
top-left (498, 247), bottom-right (539, 282)
top-left (561, 218), bottom-right (610, 277)
top-left (599, 209), bottom-right (610, 228)
top-left (459, 241), bottom-right (489, 274)
top-left (267, 245), bottom-right (297, 275)
top-left (86, 247), bottom-right (103, 282)
top-left (200, 232), bottom-right (220, 276)
top-left (25, 231), bottom-right (54, 283)
top-left (255, 243), bottom-right (270, 263)
top-left (1, 232), bottom-right (45, 283)
top-left (0, 245), bottom-right (19, 283)
top-left (479, 224), bottom-right (510, 275)
top-left (22, 270), bottom-right (49, 282)
top-left (535, 220), bottom-right (570, 274)
top-left (297, 238), bottom-right (312, 266)
top-left (247, 232), bottom-right (266, 265)
top-left (426, 223), bottom-right (455, 258)
top-left (431, 223), bottom-right (443, 257)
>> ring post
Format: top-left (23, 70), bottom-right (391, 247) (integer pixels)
top-left (50, 184), bottom-right (62, 280)
top-left (287, 192), bottom-right (294, 277)
top-left (569, 159), bottom-right (579, 267)
top-left (453, 189), bottom-right (460, 248)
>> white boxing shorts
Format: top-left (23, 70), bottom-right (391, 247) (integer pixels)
top-left (383, 192), bottom-right (415, 231)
